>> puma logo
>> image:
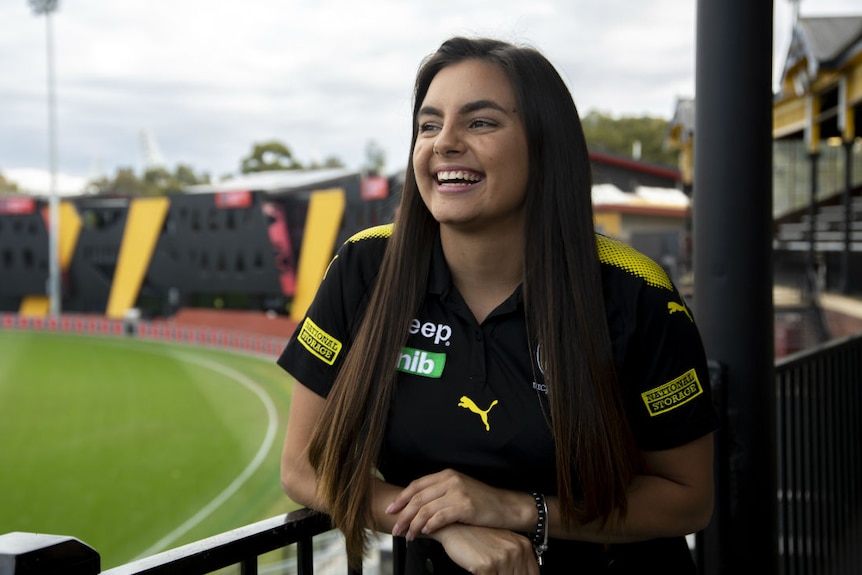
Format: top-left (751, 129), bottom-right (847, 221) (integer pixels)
top-left (668, 301), bottom-right (693, 322)
top-left (458, 396), bottom-right (498, 431)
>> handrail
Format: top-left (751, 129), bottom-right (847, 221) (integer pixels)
top-left (0, 508), bottom-right (406, 575)
top-left (101, 508), bottom-right (333, 575)
top-left (774, 332), bottom-right (862, 573)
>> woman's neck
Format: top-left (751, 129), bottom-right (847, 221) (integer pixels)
top-left (440, 226), bottom-right (524, 324)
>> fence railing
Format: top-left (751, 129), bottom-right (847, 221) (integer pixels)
top-left (0, 507), bottom-right (410, 575)
top-left (0, 508), bottom-right (385, 575)
top-left (775, 333), bottom-right (862, 574)
top-left (101, 509), bottom-right (336, 575)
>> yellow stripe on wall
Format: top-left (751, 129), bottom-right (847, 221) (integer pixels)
top-left (19, 296), bottom-right (50, 317)
top-left (593, 211), bottom-right (622, 239)
top-left (106, 197), bottom-right (170, 319)
top-left (59, 201), bottom-right (83, 272)
top-left (290, 188), bottom-right (346, 321)
top-left (18, 202), bottom-right (83, 317)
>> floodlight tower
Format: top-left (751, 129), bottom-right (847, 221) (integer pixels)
top-left (29, 0), bottom-right (61, 316)
top-left (789, 0), bottom-right (801, 26)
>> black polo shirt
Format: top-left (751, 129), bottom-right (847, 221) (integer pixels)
top-left (278, 223), bottom-right (719, 573)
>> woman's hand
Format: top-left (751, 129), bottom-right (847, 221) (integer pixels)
top-left (387, 469), bottom-right (535, 540)
top-left (431, 523), bottom-right (539, 575)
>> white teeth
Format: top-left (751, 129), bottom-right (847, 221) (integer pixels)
top-left (437, 170), bottom-right (481, 182)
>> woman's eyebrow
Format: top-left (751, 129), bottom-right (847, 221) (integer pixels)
top-left (417, 105), bottom-right (443, 118)
top-left (459, 99), bottom-right (507, 115)
top-left (417, 99), bottom-right (508, 118)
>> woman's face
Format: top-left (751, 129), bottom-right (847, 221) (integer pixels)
top-left (412, 59), bottom-right (529, 233)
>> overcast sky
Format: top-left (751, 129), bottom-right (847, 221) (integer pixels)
top-left (1, 0), bottom-right (860, 194)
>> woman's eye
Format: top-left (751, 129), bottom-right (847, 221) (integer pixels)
top-left (470, 119), bottom-right (496, 129)
top-left (418, 123), bottom-right (439, 133)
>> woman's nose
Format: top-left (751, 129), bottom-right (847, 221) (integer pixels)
top-left (433, 126), bottom-right (463, 156)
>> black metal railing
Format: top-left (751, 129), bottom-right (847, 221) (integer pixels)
top-left (776, 333), bottom-right (862, 575)
top-left (101, 509), bottom-right (336, 575)
top-left (0, 508), bottom-right (395, 575)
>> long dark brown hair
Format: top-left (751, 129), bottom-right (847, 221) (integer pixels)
top-left (307, 37), bottom-right (640, 567)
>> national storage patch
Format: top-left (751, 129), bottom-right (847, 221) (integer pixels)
top-left (641, 368), bottom-right (703, 416)
top-left (297, 318), bottom-right (342, 365)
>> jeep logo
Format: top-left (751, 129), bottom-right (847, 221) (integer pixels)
top-left (408, 319), bottom-right (452, 346)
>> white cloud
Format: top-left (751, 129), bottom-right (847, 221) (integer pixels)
top-left (5, 168), bottom-right (89, 197)
top-left (1, 0), bottom-right (859, 188)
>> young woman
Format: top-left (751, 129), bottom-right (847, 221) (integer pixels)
top-left (279, 37), bottom-right (719, 574)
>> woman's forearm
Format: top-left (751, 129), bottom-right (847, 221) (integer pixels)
top-left (385, 434), bottom-right (715, 544)
top-left (543, 473), bottom-right (713, 543)
top-left (526, 434), bottom-right (715, 543)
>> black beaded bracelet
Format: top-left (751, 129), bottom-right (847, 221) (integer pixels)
top-left (531, 492), bottom-right (548, 565)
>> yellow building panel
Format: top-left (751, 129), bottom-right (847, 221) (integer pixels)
top-left (593, 212), bottom-right (622, 239)
top-left (808, 95), bottom-right (821, 152)
top-left (290, 188), bottom-right (346, 322)
top-left (59, 201), bottom-right (82, 272)
top-left (811, 71), bottom-right (842, 93)
top-left (850, 65), bottom-right (862, 104)
top-left (19, 296), bottom-right (50, 317)
top-left (773, 97), bottom-right (806, 139)
top-left (17, 203), bottom-right (82, 318)
top-left (106, 197), bottom-right (170, 319)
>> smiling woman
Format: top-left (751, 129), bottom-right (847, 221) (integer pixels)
top-left (278, 36), bottom-right (718, 575)
top-left (0, 331), bottom-right (295, 568)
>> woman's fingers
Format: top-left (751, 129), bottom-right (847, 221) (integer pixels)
top-left (388, 469), bottom-right (511, 539)
top-left (387, 469), bottom-right (457, 514)
top-left (432, 524), bottom-right (539, 575)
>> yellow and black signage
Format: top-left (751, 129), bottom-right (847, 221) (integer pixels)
top-left (297, 317), bottom-right (342, 365)
top-left (641, 368), bottom-right (704, 416)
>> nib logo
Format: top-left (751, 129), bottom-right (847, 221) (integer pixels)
top-left (396, 347), bottom-right (446, 378)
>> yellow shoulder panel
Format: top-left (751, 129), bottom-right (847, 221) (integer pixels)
top-left (347, 223), bottom-right (394, 243)
top-left (596, 235), bottom-right (673, 291)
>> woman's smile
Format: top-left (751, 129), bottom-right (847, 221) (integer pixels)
top-left (434, 167), bottom-right (486, 193)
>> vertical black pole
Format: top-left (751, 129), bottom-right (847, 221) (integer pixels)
top-left (694, 1), bottom-right (777, 574)
top-left (808, 152), bottom-right (820, 281)
top-left (842, 141), bottom-right (853, 294)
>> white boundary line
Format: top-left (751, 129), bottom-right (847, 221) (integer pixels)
top-left (134, 352), bottom-right (280, 559)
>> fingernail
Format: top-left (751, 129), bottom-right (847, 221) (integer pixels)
top-left (385, 503), bottom-right (395, 514)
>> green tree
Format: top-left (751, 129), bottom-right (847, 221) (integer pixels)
top-left (142, 166), bottom-right (175, 194)
top-left (113, 167), bottom-right (157, 196)
top-left (87, 164), bottom-right (210, 196)
top-left (240, 140), bottom-right (303, 173)
top-left (0, 170), bottom-right (20, 194)
top-left (363, 140), bottom-right (386, 175)
top-left (175, 163), bottom-right (210, 187)
top-left (308, 156), bottom-right (345, 170)
top-left (87, 168), bottom-right (153, 196)
top-left (581, 111), bottom-right (677, 167)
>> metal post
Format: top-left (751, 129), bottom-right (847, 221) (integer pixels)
top-left (46, 8), bottom-right (60, 316)
top-left (807, 151), bottom-right (820, 282)
top-left (31, 0), bottom-right (62, 316)
top-left (0, 532), bottom-right (100, 574)
top-left (694, 1), bottom-right (777, 573)
top-left (842, 141), bottom-right (853, 294)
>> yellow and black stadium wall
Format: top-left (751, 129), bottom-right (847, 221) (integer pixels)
top-left (0, 173), bottom-right (397, 319)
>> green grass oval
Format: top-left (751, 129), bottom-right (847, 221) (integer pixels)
top-left (0, 330), bottom-right (298, 568)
